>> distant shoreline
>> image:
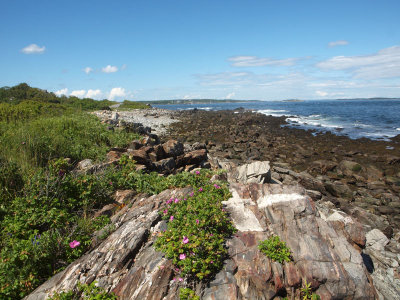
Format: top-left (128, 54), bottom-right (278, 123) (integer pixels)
top-left (142, 97), bottom-right (400, 105)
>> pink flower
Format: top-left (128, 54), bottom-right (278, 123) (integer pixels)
top-left (209, 233), bottom-right (213, 236)
top-left (166, 198), bottom-right (173, 204)
top-left (163, 209), bottom-right (168, 215)
top-left (189, 192), bottom-right (194, 197)
top-left (178, 277), bottom-right (183, 282)
top-left (182, 236), bottom-right (189, 244)
top-left (198, 188), bottom-right (203, 192)
top-left (210, 261), bottom-right (214, 264)
top-left (195, 170), bottom-right (200, 175)
top-left (213, 184), bottom-right (220, 189)
top-left (69, 240), bottom-right (80, 249)
top-left (174, 198), bottom-right (179, 203)
top-left (196, 219), bottom-right (199, 224)
top-left (179, 253), bottom-right (186, 260)
top-left (170, 216), bottom-right (174, 221)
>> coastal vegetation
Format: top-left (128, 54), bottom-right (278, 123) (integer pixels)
top-left (0, 83), bottom-right (237, 299)
top-left (258, 235), bottom-right (292, 264)
top-left (0, 84), bottom-right (149, 298)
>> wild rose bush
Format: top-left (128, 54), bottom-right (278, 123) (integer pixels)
top-left (155, 171), bottom-right (236, 280)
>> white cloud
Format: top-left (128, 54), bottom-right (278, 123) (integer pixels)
top-left (225, 92), bottom-right (235, 99)
top-left (86, 89), bottom-right (102, 99)
top-left (228, 55), bottom-right (300, 67)
top-left (328, 40), bottom-right (349, 47)
top-left (316, 45), bottom-right (400, 79)
top-left (102, 65), bottom-right (118, 73)
top-left (315, 91), bottom-right (328, 97)
top-left (21, 44), bottom-right (46, 54)
top-left (196, 71), bottom-right (261, 86)
top-left (84, 67), bottom-right (93, 74)
top-left (55, 88), bottom-right (68, 96)
top-left (109, 87), bottom-right (126, 100)
top-left (70, 90), bottom-right (86, 98)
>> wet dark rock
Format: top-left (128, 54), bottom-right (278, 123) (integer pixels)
top-left (162, 140), bottom-right (184, 157)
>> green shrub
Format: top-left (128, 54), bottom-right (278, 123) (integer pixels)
top-left (258, 235), bottom-right (292, 264)
top-left (48, 281), bottom-right (117, 300)
top-left (154, 171), bottom-right (236, 280)
top-left (301, 279), bottom-right (320, 300)
top-left (179, 288), bottom-right (199, 300)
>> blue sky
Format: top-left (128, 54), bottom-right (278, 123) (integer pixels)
top-left (1, 0), bottom-right (400, 101)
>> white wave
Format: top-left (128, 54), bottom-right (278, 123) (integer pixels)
top-left (198, 107), bottom-right (212, 111)
top-left (353, 122), bottom-right (372, 128)
top-left (286, 115), bottom-right (344, 129)
top-left (397, 128), bottom-right (400, 131)
top-left (258, 109), bottom-right (288, 117)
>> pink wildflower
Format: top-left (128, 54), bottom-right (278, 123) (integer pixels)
top-left (69, 240), bottom-right (80, 249)
top-left (163, 209), bottom-right (168, 215)
top-left (166, 199), bottom-right (172, 204)
top-left (170, 216), bottom-right (174, 221)
top-left (210, 261), bottom-right (214, 264)
top-left (174, 198), bottom-right (179, 203)
top-left (195, 170), bottom-right (200, 175)
top-left (179, 253), bottom-right (186, 260)
top-left (198, 188), bottom-right (203, 192)
top-left (196, 219), bottom-right (200, 224)
top-left (182, 236), bottom-right (189, 244)
top-left (213, 184), bottom-right (220, 189)
top-left (178, 277), bottom-right (183, 282)
top-left (189, 192), bottom-right (194, 197)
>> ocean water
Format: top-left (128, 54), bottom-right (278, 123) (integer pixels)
top-left (153, 99), bottom-right (400, 141)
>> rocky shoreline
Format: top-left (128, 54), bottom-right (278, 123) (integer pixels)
top-left (25, 108), bottom-right (400, 299)
top-left (166, 109), bottom-right (400, 235)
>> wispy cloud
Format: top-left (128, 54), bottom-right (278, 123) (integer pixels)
top-left (315, 90), bottom-right (328, 97)
top-left (196, 71), bottom-right (265, 86)
top-left (21, 43), bottom-right (46, 54)
top-left (328, 40), bottom-right (349, 47)
top-left (228, 55), bottom-right (300, 67)
top-left (83, 67), bottom-right (93, 74)
top-left (102, 65), bottom-right (118, 73)
top-left (316, 45), bottom-right (400, 79)
top-left (225, 92), bottom-right (235, 99)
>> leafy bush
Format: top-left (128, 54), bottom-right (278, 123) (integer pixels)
top-left (180, 288), bottom-right (199, 300)
top-left (0, 160), bottom-right (114, 298)
top-left (48, 281), bottom-right (117, 300)
top-left (154, 171), bottom-right (236, 280)
top-left (0, 101), bottom-right (67, 122)
top-left (258, 235), bottom-right (292, 264)
top-left (301, 279), bottom-right (320, 300)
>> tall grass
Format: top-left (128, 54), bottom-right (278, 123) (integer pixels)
top-left (0, 113), bottom-right (140, 172)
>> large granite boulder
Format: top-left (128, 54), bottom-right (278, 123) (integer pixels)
top-left (229, 161), bottom-right (271, 184)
